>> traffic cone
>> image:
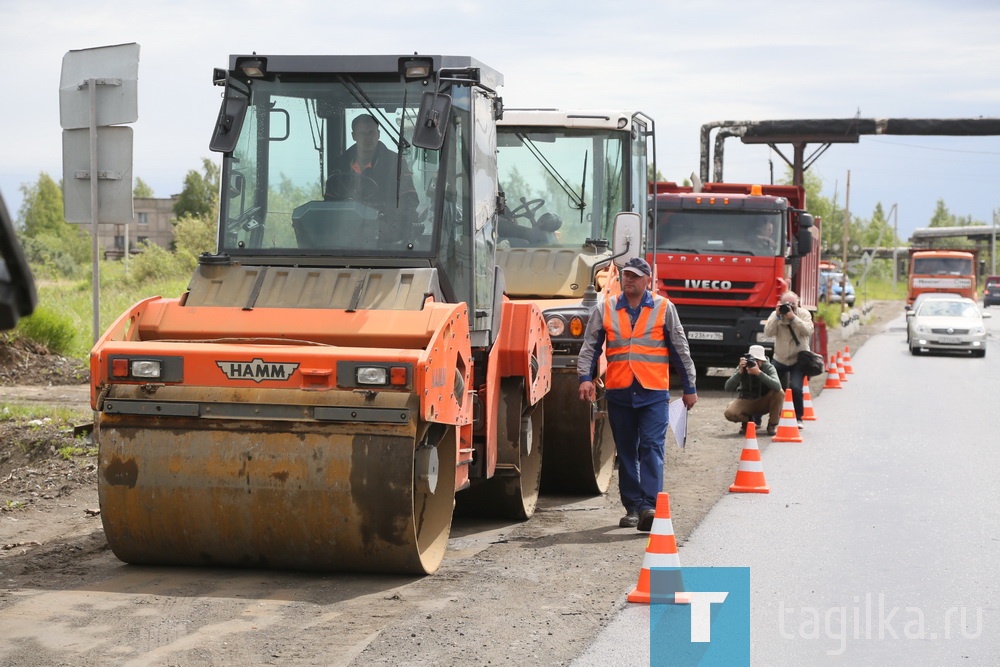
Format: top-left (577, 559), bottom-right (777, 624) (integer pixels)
top-left (823, 356), bottom-right (843, 389)
top-left (628, 492), bottom-right (682, 604)
top-left (842, 347), bottom-right (855, 374)
top-left (836, 351), bottom-right (848, 383)
top-left (771, 388), bottom-right (803, 443)
top-left (801, 377), bottom-right (817, 421)
top-left (729, 422), bottom-right (770, 493)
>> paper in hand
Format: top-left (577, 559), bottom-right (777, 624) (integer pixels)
top-left (668, 398), bottom-right (687, 448)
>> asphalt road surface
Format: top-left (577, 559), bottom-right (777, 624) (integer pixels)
top-left (576, 308), bottom-right (1000, 665)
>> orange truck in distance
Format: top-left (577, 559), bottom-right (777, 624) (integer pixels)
top-left (907, 248), bottom-right (978, 306)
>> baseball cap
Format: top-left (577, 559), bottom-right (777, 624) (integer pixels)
top-left (621, 257), bottom-right (651, 277)
top-left (747, 344), bottom-right (767, 361)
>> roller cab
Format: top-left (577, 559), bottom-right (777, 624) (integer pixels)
top-left (91, 55), bottom-right (551, 574)
top-left (495, 110), bottom-right (655, 494)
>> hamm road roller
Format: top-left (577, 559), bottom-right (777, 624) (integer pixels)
top-left (91, 54), bottom-right (552, 574)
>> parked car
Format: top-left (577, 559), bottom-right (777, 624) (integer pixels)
top-left (907, 296), bottom-right (990, 357)
top-left (819, 271), bottom-right (856, 306)
top-left (983, 276), bottom-right (1000, 307)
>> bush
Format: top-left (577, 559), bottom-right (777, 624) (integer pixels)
top-left (11, 305), bottom-right (78, 355)
top-left (127, 241), bottom-right (187, 285)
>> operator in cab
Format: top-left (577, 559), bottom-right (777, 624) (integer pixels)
top-left (748, 218), bottom-right (777, 254)
top-left (327, 114), bottom-right (419, 239)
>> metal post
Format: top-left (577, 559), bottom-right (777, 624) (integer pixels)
top-left (992, 208), bottom-right (997, 276)
top-left (840, 171), bottom-right (851, 318)
top-left (892, 204), bottom-right (898, 289)
top-left (88, 78), bottom-right (100, 345)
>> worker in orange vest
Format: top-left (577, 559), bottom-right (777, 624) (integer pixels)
top-left (578, 257), bottom-right (698, 532)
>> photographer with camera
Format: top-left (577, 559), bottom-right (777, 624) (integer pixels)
top-left (723, 345), bottom-right (783, 436)
top-left (763, 290), bottom-right (815, 427)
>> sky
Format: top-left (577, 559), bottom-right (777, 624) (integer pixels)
top-left (2, 0), bottom-right (999, 241)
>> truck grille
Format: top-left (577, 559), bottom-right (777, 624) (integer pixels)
top-left (659, 279), bottom-right (757, 302)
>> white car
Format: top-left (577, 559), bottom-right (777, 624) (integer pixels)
top-left (904, 292), bottom-right (963, 344)
top-left (907, 297), bottom-right (990, 357)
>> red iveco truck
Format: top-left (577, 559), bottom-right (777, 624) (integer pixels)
top-left (647, 181), bottom-right (820, 368)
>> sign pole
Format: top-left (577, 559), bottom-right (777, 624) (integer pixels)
top-left (88, 78), bottom-right (100, 345)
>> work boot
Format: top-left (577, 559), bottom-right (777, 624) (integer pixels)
top-left (739, 421), bottom-right (748, 435)
top-left (637, 509), bottom-right (656, 532)
top-left (619, 511), bottom-right (639, 528)
top-left (765, 423), bottom-right (777, 436)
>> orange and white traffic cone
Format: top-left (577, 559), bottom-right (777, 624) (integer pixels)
top-left (823, 356), bottom-right (843, 389)
top-left (836, 351), bottom-right (848, 383)
top-left (842, 346), bottom-right (855, 374)
top-left (771, 388), bottom-right (803, 443)
top-left (729, 422), bottom-right (770, 493)
top-left (801, 377), bottom-right (817, 421)
top-left (628, 492), bottom-right (681, 604)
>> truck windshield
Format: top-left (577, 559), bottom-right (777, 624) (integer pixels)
top-left (655, 210), bottom-right (783, 257)
top-left (496, 128), bottom-right (625, 248)
top-left (912, 257), bottom-right (973, 275)
top-left (218, 78), bottom-right (467, 257)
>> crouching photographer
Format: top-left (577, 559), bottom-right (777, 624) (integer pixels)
top-left (723, 344), bottom-right (784, 436)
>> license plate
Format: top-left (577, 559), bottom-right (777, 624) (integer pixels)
top-left (938, 336), bottom-right (961, 344)
top-left (688, 331), bottom-right (723, 341)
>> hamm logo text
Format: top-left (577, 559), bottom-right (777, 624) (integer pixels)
top-left (217, 358), bottom-right (300, 383)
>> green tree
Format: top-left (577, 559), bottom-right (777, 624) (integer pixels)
top-left (928, 199), bottom-right (953, 228)
top-left (173, 158), bottom-right (220, 219)
top-left (924, 198), bottom-right (985, 248)
top-left (778, 168), bottom-right (847, 252)
top-left (19, 173), bottom-right (65, 237)
top-left (17, 173), bottom-right (90, 278)
top-left (172, 210), bottom-right (218, 272)
top-left (859, 203), bottom-right (899, 249)
top-left (133, 177), bottom-right (154, 199)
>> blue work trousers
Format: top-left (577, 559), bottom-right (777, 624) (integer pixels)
top-left (771, 358), bottom-right (805, 420)
top-left (607, 399), bottom-right (669, 513)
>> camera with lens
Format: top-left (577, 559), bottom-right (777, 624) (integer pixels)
top-left (742, 354), bottom-right (757, 369)
top-left (778, 302), bottom-right (792, 315)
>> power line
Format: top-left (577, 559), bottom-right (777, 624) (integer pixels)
top-left (866, 137), bottom-right (1000, 156)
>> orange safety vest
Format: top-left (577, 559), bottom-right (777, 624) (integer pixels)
top-left (603, 295), bottom-right (670, 390)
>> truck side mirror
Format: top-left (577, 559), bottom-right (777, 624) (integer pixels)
top-left (0, 192), bottom-right (37, 330)
top-left (412, 92), bottom-right (453, 150)
top-left (797, 227), bottom-right (814, 256)
top-left (209, 81), bottom-right (250, 154)
top-left (612, 212), bottom-right (642, 267)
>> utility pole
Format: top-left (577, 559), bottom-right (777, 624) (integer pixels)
top-left (891, 203), bottom-right (898, 289)
top-left (987, 207), bottom-right (997, 274)
top-left (841, 171), bottom-right (851, 318)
